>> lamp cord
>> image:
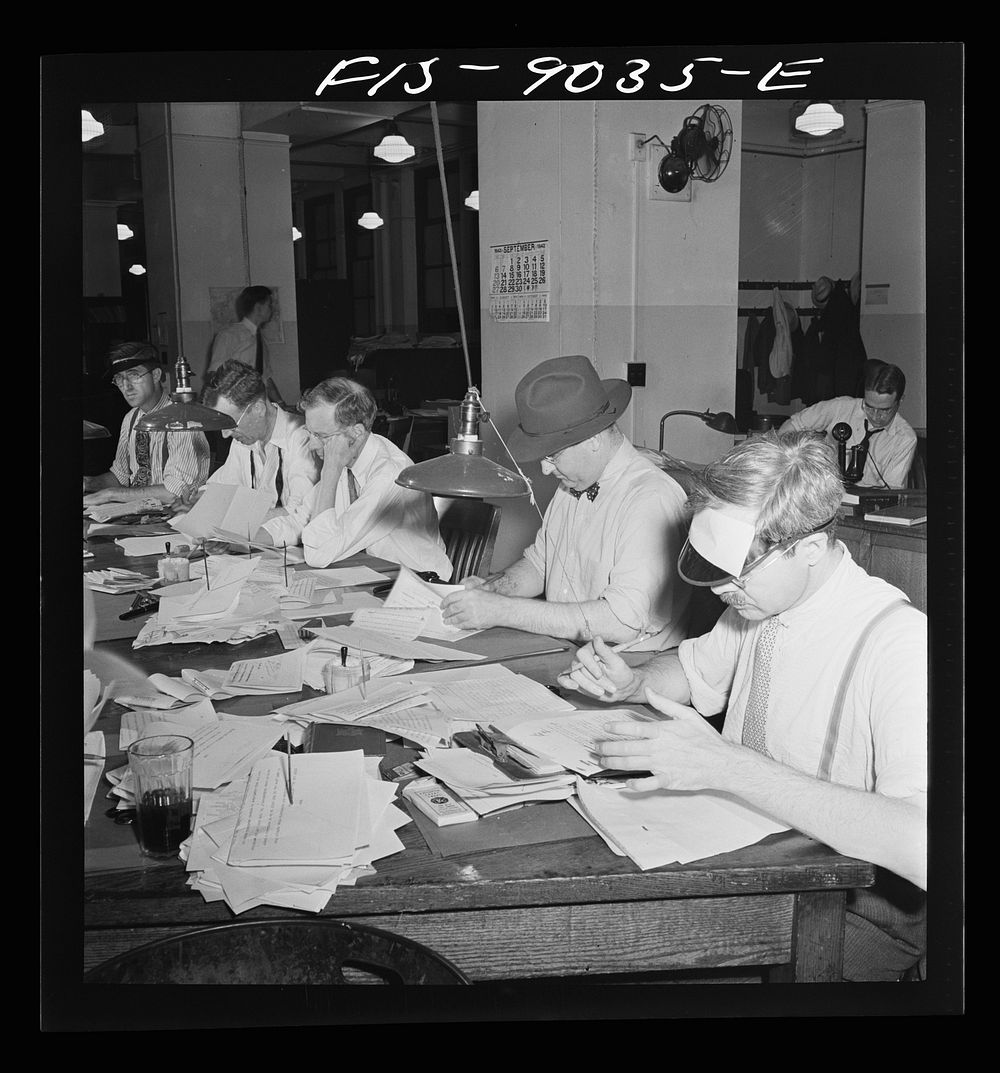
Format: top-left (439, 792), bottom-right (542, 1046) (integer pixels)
top-left (429, 102), bottom-right (474, 391)
top-left (430, 101), bottom-right (601, 645)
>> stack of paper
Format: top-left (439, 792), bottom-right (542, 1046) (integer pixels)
top-left (183, 751), bottom-right (411, 914)
top-left (221, 647), bottom-right (307, 696)
top-left (84, 568), bottom-right (158, 594)
top-left (118, 698), bottom-right (220, 750)
top-left (572, 780), bottom-right (789, 870)
top-left (379, 566), bottom-right (483, 641)
top-left (273, 681), bottom-right (433, 726)
top-left (414, 748), bottom-right (575, 816)
top-left (84, 731), bottom-right (106, 823)
top-left (503, 709), bottom-right (661, 777)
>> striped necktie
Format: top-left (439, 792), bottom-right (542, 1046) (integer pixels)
top-left (742, 616), bottom-right (780, 755)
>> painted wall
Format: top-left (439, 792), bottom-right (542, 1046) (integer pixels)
top-left (138, 104), bottom-right (300, 400)
top-left (477, 100), bottom-right (742, 570)
top-left (860, 101), bottom-right (926, 429)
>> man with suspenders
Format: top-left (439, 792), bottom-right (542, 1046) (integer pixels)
top-left (83, 342), bottom-right (210, 507)
top-left (198, 360), bottom-right (319, 547)
top-left (558, 431), bottom-right (927, 981)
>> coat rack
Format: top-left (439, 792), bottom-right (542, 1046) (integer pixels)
top-left (736, 278), bottom-right (849, 319)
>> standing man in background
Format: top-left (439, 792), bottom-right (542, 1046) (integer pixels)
top-left (206, 286), bottom-right (285, 406)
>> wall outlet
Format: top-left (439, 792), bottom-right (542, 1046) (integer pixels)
top-left (626, 362), bottom-right (646, 387)
top-left (629, 133), bottom-right (647, 162)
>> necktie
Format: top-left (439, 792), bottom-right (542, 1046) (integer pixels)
top-left (254, 330), bottom-right (263, 375)
top-left (347, 468), bottom-right (360, 504)
top-left (133, 429), bottom-right (151, 488)
top-left (569, 482), bottom-right (599, 501)
top-left (742, 616), bottom-right (780, 754)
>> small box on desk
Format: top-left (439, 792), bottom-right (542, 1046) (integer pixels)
top-left (840, 488), bottom-right (901, 515)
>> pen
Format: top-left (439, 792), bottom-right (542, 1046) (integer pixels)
top-left (431, 646), bottom-right (570, 671)
top-left (283, 543), bottom-right (288, 587)
top-left (358, 646), bottom-right (368, 699)
top-left (609, 632), bottom-right (652, 655)
top-left (284, 731), bottom-right (294, 805)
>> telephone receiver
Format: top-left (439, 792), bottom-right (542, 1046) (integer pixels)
top-left (831, 422), bottom-right (868, 484)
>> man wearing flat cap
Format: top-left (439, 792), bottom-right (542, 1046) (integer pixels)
top-left (441, 355), bottom-right (691, 649)
top-left (82, 341), bottom-right (210, 507)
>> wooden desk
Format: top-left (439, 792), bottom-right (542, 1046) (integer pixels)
top-left (838, 494), bottom-right (927, 611)
top-left (82, 536), bottom-right (875, 985)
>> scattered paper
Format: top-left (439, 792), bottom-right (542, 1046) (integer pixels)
top-left (313, 625), bottom-right (485, 663)
top-left (223, 648), bottom-right (306, 695)
top-left (170, 483), bottom-right (273, 543)
top-left (350, 606), bottom-right (430, 640)
top-left (84, 731), bottom-right (106, 823)
top-left (119, 697), bottom-right (219, 750)
top-left (301, 566), bottom-right (391, 587)
top-left (505, 709), bottom-right (661, 777)
top-left (383, 566), bottom-right (482, 640)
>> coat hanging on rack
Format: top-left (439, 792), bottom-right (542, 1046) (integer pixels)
top-left (795, 278), bottom-right (867, 404)
top-left (752, 295), bottom-right (803, 405)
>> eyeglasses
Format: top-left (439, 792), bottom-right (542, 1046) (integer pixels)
top-left (307, 427), bottom-right (350, 443)
top-left (541, 446), bottom-right (570, 466)
top-left (862, 399), bottom-right (899, 421)
top-left (111, 369), bottom-right (151, 389)
top-left (714, 520), bottom-right (837, 590)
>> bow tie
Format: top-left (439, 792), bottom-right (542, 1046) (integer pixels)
top-left (569, 482), bottom-right (600, 501)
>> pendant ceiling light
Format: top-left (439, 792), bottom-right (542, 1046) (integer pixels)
top-left (794, 101), bottom-right (845, 137)
top-left (464, 190), bottom-right (479, 211)
top-left (81, 109), bottom-right (104, 142)
top-left (117, 224), bottom-right (134, 241)
top-left (357, 211), bottom-right (384, 230)
top-left (128, 264), bottom-right (146, 275)
top-left (135, 356), bottom-right (237, 434)
top-left (373, 121), bottom-right (415, 164)
top-left (395, 103), bottom-right (529, 501)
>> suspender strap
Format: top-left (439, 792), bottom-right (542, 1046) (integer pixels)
top-left (816, 598), bottom-right (912, 782)
top-left (250, 446), bottom-right (284, 507)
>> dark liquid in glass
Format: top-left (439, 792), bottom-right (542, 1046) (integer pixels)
top-left (135, 789), bottom-right (192, 856)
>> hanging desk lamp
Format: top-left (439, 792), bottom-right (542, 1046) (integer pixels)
top-left (395, 102), bottom-right (529, 501)
top-left (135, 355), bottom-right (237, 434)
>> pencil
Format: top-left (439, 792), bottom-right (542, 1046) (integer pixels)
top-left (282, 542), bottom-right (288, 587)
top-left (284, 730), bottom-right (294, 805)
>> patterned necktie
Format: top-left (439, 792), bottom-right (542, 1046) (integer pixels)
top-left (133, 429), bottom-right (152, 487)
top-left (347, 468), bottom-right (360, 504)
top-left (742, 616), bottom-right (780, 754)
top-left (254, 329), bottom-right (263, 375)
top-left (853, 420), bottom-right (884, 476)
top-left (569, 482), bottom-right (599, 501)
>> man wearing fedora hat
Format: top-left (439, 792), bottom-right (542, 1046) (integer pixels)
top-left (83, 341), bottom-right (210, 506)
top-left (441, 355), bottom-right (691, 649)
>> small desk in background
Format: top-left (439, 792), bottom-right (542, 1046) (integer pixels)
top-left (838, 491), bottom-right (927, 612)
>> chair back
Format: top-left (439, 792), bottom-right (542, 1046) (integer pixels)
top-left (83, 919), bottom-right (470, 985)
top-left (434, 498), bottom-right (501, 583)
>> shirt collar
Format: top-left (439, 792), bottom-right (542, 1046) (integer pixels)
top-left (265, 404), bottom-right (298, 449)
top-left (240, 317), bottom-right (258, 334)
top-left (596, 437), bottom-right (634, 483)
top-left (351, 431), bottom-right (378, 475)
top-left (137, 386), bottom-right (169, 416)
top-left (775, 540), bottom-right (853, 626)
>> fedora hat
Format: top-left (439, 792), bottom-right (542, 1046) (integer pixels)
top-left (506, 355), bottom-right (631, 462)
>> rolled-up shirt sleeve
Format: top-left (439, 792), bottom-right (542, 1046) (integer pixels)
top-left (677, 608), bottom-right (746, 717)
top-left (162, 431), bottom-right (211, 497)
top-left (302, 471), bottom-right (416, 568)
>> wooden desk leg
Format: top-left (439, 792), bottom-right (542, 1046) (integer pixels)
top-left (768, 889), bottom-right (847, 983)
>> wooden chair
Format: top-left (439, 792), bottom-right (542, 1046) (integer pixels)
top-left (434, 498), bottom-right (501, 583)
top-left (83, 919), bottom-right (470, 985)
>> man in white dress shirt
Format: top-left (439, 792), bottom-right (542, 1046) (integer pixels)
top-left (782, 361), bottom-right (917, 488)
top-left (299, 377), bottom-right (452, 577)
top-left (441, 354), bottom-right (691, 649)
top-left (199, 360), bottom-right (319, 547)
top-left (83, 342), bottom-right (210, 507)
top-left (206, 286), bottom-right (284, 405)
top-left (558, 431), bottom-right (927, 981)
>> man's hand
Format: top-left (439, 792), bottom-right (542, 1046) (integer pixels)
top-left (596, 689), bottom-right (735, 792)
top-left (440, 584), bottom-right (504, 630)
top-left (83, 488), bottom-right (125, 507)
top-left (322, 431), bottom-right (358, 474)
top-left (557, 637), bottom-right (636, 700)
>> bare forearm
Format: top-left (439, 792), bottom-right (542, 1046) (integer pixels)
top-left (312, 465), bottom-right (343, 516)
top-left (719, 749), bottom-right (927, 888)
top-left (480, 558), bottom-right (544, 597)
top-left (628, 651), bottom-right (692, 705)
top-left (484, 593), bottom-right (632, 642)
